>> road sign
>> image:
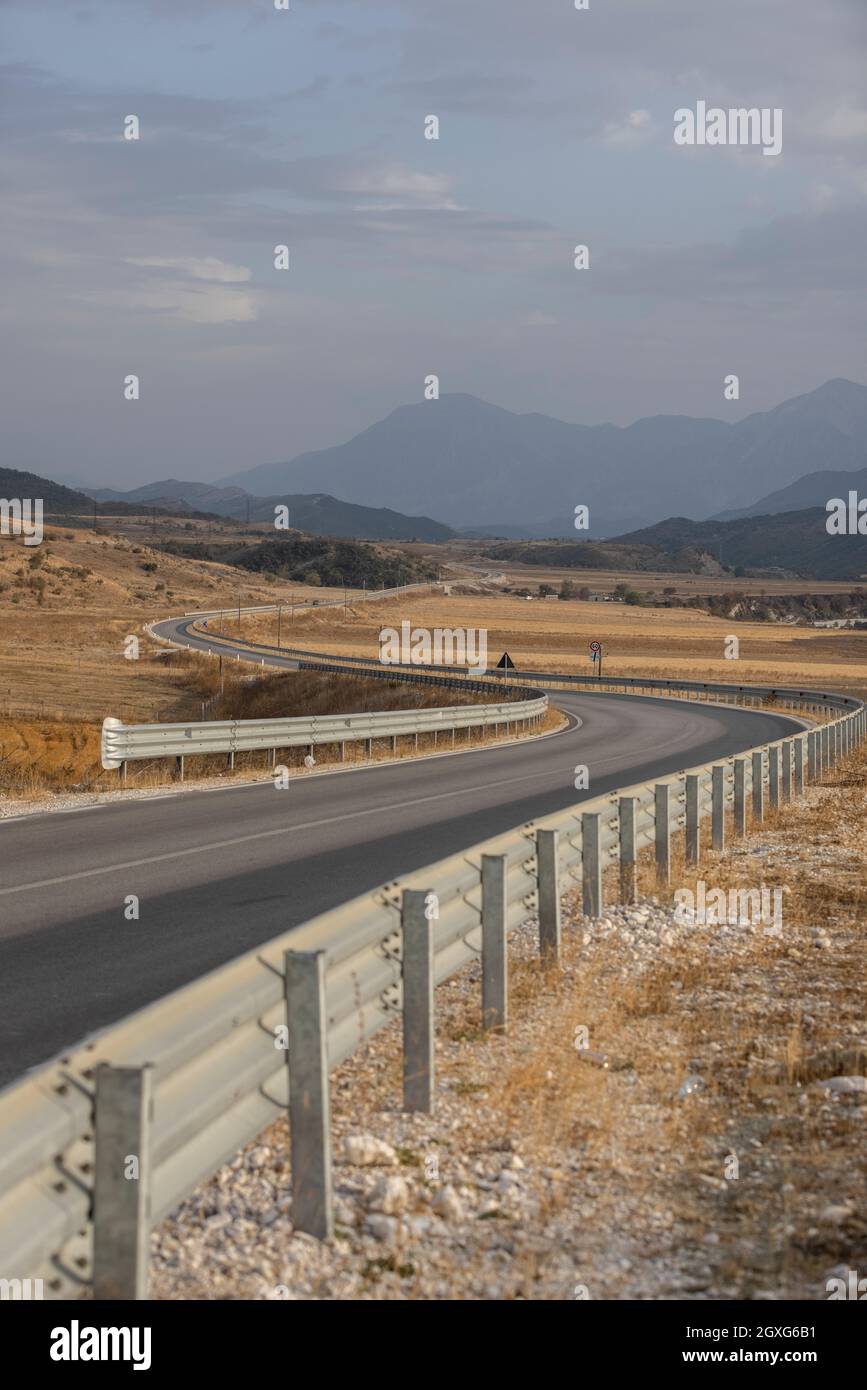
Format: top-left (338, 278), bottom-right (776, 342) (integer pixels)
top-left (496, 652), bottom-right (516, 670)
top-left (590, 641), bottom-right (601, 653)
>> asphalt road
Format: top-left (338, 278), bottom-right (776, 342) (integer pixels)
top-left (0, 669), bottom-right (802, 1086)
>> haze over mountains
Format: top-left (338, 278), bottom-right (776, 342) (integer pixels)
top-left (219, 378), bottom-right (867, 536)
top-left (714, 465), bottom-right (867, 522)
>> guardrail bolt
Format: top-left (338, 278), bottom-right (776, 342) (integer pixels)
top-left (284, 949), bottom-right (333, 1241)
top-left (92, 1063), bottom-right (154, 1301)
top-left (402, 889), bottom-right (435, 1112)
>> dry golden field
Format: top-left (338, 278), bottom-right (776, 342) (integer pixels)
top-left (0, 528), bottom-right (346, 794)
top-left (236, 590), bottom-right (867, 699)
top-left (0, 526), bottom-right (347, 722)
top-left (2, 524), bottom-right (865, 799)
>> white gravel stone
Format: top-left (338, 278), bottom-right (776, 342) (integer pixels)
top-left (343, 1134), bottom-right (397, 1166)
top-left (431, 1184), bottom-right (464, 1222)
top-left (369, 1175), bottom-right (410, 1215)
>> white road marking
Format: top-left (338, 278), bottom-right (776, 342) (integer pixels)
top-left (0, 757), bottom-right (587, 896)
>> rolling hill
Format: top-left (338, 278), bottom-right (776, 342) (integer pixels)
top-left (88, 480), bottom-right (452, 541)
top-left (714, 465), bottom-right (867, 521)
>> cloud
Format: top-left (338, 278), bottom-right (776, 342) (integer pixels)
top-left (602, 110), bottom-right (653, 147)
top-left (126, 256), bottom-right (252, 283)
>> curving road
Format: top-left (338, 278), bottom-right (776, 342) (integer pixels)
top-left (0, 613), bottom-right (805, 1087)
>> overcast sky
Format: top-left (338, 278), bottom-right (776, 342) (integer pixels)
top-left (2, 0), bottom-right (867, 487)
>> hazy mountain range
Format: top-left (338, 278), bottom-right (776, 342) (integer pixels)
top-left (713, 465), bottom-right (867, 522)
top-left (217, 377), bottom-right (867, 535)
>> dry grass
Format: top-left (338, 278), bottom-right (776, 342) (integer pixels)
top-left (237, 591), bottom-right (867, 697)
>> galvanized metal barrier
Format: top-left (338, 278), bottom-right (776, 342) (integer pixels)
top-left (101, 678), bottom-right (548, 774)
top-left (1, 677), bottom-right (864, 1300)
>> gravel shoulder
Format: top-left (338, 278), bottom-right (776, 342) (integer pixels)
top-left (151, 745), bottom-right (866, 1301)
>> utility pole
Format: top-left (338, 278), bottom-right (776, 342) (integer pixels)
top-left (277, 604), bottom-right (282, 647)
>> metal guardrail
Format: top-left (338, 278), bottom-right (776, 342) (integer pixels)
top-left (1, 672), bottom-right (864, 1299)
top-left (101, 681), bottom-right (547, 772)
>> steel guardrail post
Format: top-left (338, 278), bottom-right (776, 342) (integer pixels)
top-left (712, 766), bottom-right (726, 852)
top-left (582, 812), bottom-right (603, 918)
top-left (655, 784), bottom-right (671, 886)
top-left (752, 751), bottom-right (765, 821)
top-left (481, 855), bottom-right (508, 1033)
top-left (619, 796), bottom-right (637, 902)
top-left (794, 736), bottom-right (805, 794)
top-left (92, 1063), bottom-right (154, 1301)
top-left (284, 949), bottom-right (333, 1241)
top-left (685, 775), bottom-right (701, 863)
top-left (536, 829), bottom-right (561, 966)
top-left (733, 760), bottom-right (746, 837)
top-left (781, 741), bottom-right (792, 802)
top-left (768, 746), bottom-right (780, 810)
top-left (402, 889), bottom-right (435, 1113)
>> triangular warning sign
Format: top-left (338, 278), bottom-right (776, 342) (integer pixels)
top-left (496, 652), bottom-right (516, 670)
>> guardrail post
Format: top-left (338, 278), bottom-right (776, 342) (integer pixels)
top-left (93, 1063), bottom-right (154, 1301)
top-left (402, 889), bottom-right (435, 1112)
top-left (733, 760), bottom-right (746, 837)
top-left (536, 828), bottom-right (561, 966)
top-left (284, 949), bottom-right (333, 1241)
top-left (712, 766), bottom-right (725, 851)
top-left (655, 784), bottom-right (670, 886)
top-left (781, 741), bottom-right (792, 802)
top-left (685, 775), bottom-right (700, 863)
top-left (751, 751), bottom-right (764, 822)
top-left (808, 730), bottom-right (819, 782)
top-left (363, 737), bottom-right (372, 757)
top-left (582, 812), bottom-right (602, 918)
top-left (175, 755), bottom-right (184, 781)
top-left (794, 737), bottom-right (805, 794)
top-left (481, 855), bottom-right (508, 1033)
top-left (768, 746), bottom-right (780, 810)
top-left (618, 796), bottom-right (637, 903)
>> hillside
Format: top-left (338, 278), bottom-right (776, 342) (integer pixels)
top-left (612, 510), bottom-right (867, 580)
top-left (0, 467), bottom-right (94, 516)
top-left (89, 480), bottom-right (453, 541)
top-left (157, 534), bottom-right (437, 588)
top-left (714, 465), bottom-right (867, 521)
top-left (486, 538), bottom-right (710, 574)
top-left (218, 378), bottom-right (867, 535)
